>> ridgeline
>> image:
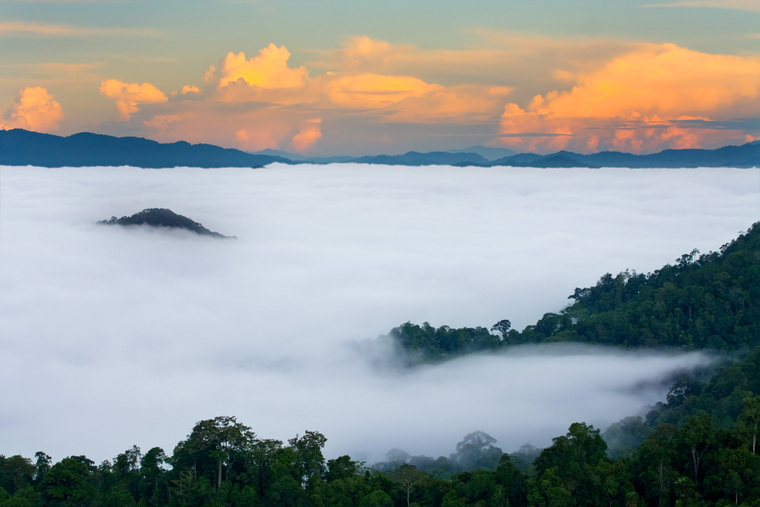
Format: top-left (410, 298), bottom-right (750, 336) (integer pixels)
top-left (387, 222), bottom-right (760, 365)
top-left (2, 128), bottom-right (759, 168)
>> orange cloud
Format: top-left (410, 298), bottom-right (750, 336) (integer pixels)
top-left (142, 114), bottom-right (183, 133)
top-left (210, 42), bottom-right (513, 123)
top-left (387, 84), bottom-right (513, 123)
top-left (325, 73), bottom-right (440, 109)
top-left (500, 43), bottom-right (760, 153)
top-left (313, 33), bottom-right (635, 102)
top-left (333, 36), bottom-right (416, 73)
top-left (0, 86), bottom-right (64, 132)
top-left (218, 44), bottom-right (308, 89)
top-left (290, 118), bottom-right (322, 153)
top-left (99, 79), bottom-right (168, 120)
top-left (234, 126), bottom-right (280, 151)
top-left (181, 85), bottom-right (200, 95)
top-left (140, 99), bottom-right (315, 153)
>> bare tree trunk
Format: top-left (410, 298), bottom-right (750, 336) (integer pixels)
top-left (753, 421), bottom-right (757, 454)
top-left (659, 459), bottom-right (664, 507)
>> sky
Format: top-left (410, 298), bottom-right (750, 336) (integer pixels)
top-left (1, 164), bottom-right (758, 463)
top-left (1, 0), bottom-right (759, 155)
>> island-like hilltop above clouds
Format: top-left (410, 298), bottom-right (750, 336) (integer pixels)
top-left (1, 128), bottom-right (758, 169)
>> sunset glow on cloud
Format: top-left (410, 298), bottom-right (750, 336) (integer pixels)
top-left (2, 0), bottom-right (758, 154)
top-left (94, 39), bottom-right (760, 154)
top-left (218, 44), bottom-right (309, 90)
top-left (500, 43), bottom-right (760, 152)
top-left (325, 73), bottom-right (440, 109)
top-left (290, 118), bottom-right (323, 152)
top-left (104, 41), bottom-right (518, 152)
top-left (99, 79), bottom-right (168, 121)
top-left (0, 86), bottom-right (64, 132)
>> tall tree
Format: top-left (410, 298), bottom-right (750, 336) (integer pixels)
top-left (678, 413), bottom-right (714, 486)
top-left (288, 430), bottom-right (327, 487)
top-left (174, 416), bottom-right (257, 490)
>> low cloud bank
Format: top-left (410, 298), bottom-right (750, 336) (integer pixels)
top-left (0, 164), bottom-right (757, 463)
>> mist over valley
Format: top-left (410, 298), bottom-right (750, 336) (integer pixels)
top-left (0, 163), bottom-right (758, 465)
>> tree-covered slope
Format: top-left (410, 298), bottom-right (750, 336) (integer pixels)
top-left (527, 222), bottom-right (759, 349)
top-left (388, 222), bottom-right (760, 364)
top-left (98, 208), bottom-right (234, 238)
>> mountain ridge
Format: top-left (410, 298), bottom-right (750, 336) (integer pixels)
top-left (0, 129), bottom-right (288, 168)
top-left (1, 128), bottom-right (758, 168)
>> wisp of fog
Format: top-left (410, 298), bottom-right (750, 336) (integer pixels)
top-left (0, 164), bottom-right (758, 463)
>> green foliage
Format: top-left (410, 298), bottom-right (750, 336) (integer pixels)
top-left (40, 456), bottom-right (97, 506)
top-left (0, 456), bottom-right (34, 496)
top-left (358, 489), bottom-right (394, 507)
top-left (288, 430), bottom-right (327, 487)
top-left (5, 391), bottom-right (760, 507)
top-left (560, 223), bottom-right (760, 350)
top-left (388, 321), bottom-right (500, 364)
top-left (387, 222), bottom-right (760, 363)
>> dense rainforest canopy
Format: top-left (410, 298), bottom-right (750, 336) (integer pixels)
top-left (2, 223), bottom-right (758, 506)
top-left (2, 359), bottom-right (760, 507)
top-left (388, 222), bottom-right (760, 364)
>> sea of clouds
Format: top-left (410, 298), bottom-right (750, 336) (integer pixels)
top-left (0, 163), bottom-right (758, 464)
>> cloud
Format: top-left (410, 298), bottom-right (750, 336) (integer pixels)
top-left (124, 41), bottom-right (514, 151)
top-left (0, 86), bottom-right (64, 132)
top-left (0, 21), bottom-right (160, 37)
top-left (329, 36), bottom-right (416, 74)
top-left (142, 100), bottom-right (314, 152)
top-left (99, 79), bottom-right (168, 120)
top-left (0, 62), bottom-right (105, 84)
top-left (500, 43), bottom-right (760, 153)
top-left (1, 165), bottom-right (757, 463)
top-left (290, 118), bottom-right (322, 152)
top-left (325, 73), bottom-right (441, 109)
top-left (312, 33), bottom-right (636, 98)
top-left (233, 122), bottom-right (286, 151)
top-left (91, 38), bottom-right (756, 154)
top-left (385, 84), bottom-right (513, 123)
top-left (644, 0), bottom-right (760, 12)
top-left (142, 114), bottom-right (183, 133)
top-left (213, 39), bottom-right (515, 116)
top-left (218, 44), bottom-right (308, 89)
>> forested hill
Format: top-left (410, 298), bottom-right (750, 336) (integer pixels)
top-left (98, 208), bottom-right (234, 239)
top-left (389, 222), bottom-right (760, 363)
top-left (0, 128), bottom-right (287, 168)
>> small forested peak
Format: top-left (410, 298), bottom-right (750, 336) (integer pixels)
top-left (98, 208), bottom-right (235, 239)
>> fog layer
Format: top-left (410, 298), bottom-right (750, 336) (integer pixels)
top-left (0, 164), bottom-right (757, 463)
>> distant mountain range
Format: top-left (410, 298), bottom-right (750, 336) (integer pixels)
top-left (1, 128), bottom-right (758, 168)
top-left (0, 129), bottom-right (287, 168)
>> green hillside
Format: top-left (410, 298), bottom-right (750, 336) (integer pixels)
top-left (388, 222), bottom-right (760, 365)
